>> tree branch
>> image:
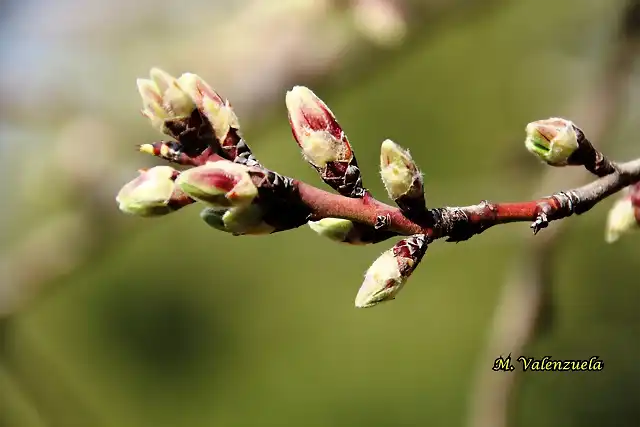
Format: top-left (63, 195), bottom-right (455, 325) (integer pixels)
top-left (122, 65), bottom-right (640, 311)
top-left (290, 158), bottom-right (639, 242)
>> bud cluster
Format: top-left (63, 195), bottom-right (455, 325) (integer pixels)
top-left (136, 68), bottom-right (259, 168)
top-left (119, 67), bottom-right (476, 310)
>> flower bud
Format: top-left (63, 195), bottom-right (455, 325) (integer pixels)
top-left (179, 75), bottom-right (241, 143)
top-left (286, 86), bottom-right (353, 168)
top-left (524, 118), bottom-right (579, 166)
top-left (355, 234), bottom-right (428, 308)
top-left (352, 0), bottom-right (407, 48)
top-left (137, 68), bottom-right (197, 134)
top-left (308, 218), bottom-right (356, 243)
top-left (379, 139), bottom-right (425, 212)
top-left (200, 205), bottom-right (275, 236)
top-left (605, 191), bottom-right (639, 243)
top-left (116, 166), bottom-right (192, 217)
top-left (308, 218), bottom-right (395, 245)
top-left (286, 86), bottom-right (364, 197)
top-left (175, 160), bottom-right (257, 208)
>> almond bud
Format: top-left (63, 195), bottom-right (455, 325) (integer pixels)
top-left (116, 166), bottom-right (192, 217)
top-left (524, 118), bottom-right (579, 166)
top-left (308, 218), bottom-right (356, 243)
top-left (380, 139), bottom-right (425, 214)
top-left (355, 234), bottom-right (428, 308)
top-left (605, 190), bottom-right (639, 243)
top-left (286, 86), bottom-right (364, 197)
top-left (137, 68), bottom-right (197, 134)
top-left (175, 161), bottom-right (257, 208)
top-left (308, 218), bottom-right (395, 245)
top-left (181, 76), bottom-right (241, 143)
top-left (286, 86), bottom-right (352, 167)
top-left (200, 205), bottom-right (275, 236)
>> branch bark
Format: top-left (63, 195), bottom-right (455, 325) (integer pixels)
top-left (292, 158), bottom-right (640, 242)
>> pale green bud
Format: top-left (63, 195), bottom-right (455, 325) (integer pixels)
top-left (137, 68), bottom-right (197, 134)
top-left (116, 166), bottom-right (181, 217)
top-left (175, 73), bottom-right (243, 142)
top-left (201, 91), bottom-right (241, 142)
top-left (356, 249), bottom-right (404, 308)
top-left (200, 205), bottom-right (275, 235)
top-left (308, 218), bottom-right (355, 242)
top-left (200, 207), bottom-right (229, 232)
top-left (136, 78), bottom-right (167, 132)
top-left (176, 160), bottom-right (257, 208)
top-left (605, 194), bottom-right (638, 243)
top-left (379, 139), bottom-right (422, 201)
top-left (524, 118), bottom-right (579, 166)
top-left (355, 234), bottom-right (427, 308)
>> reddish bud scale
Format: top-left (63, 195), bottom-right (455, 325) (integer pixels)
top-left (167, 190), bottom-right (197, 209)
top-left (138, 141), bottom-right (222, 166)
top-left (392, 234), bottom-right (429, 276)
top-left (629, 183), bottom-right (640, 207)
top-left (243, 169), bottom-right (312, 233)
top-left (628, 183), bottom-right (640, 224)
top-left (194, 170), bottom-right (238, 193)
top-left (348, 222), bottom-right (397, 244)
top-left (194, 80), bottom-right (261, 167)
top-left (286, 86), bottom-right (364, 198)
top-left (219, 128), bottom-right (261, 167)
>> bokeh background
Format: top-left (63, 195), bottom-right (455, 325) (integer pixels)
top-left (1, 0), bottom-right (639, 426)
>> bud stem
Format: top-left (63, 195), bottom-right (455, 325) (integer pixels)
top-left (566, 127), bottom-right (617, 177)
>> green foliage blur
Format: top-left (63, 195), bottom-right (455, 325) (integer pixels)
top-left (1, 0), bottom-right (639, 426)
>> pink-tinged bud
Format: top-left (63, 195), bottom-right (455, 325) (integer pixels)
top-left (380, 139), bottom-right (425, 214)
top-left (175, 160), bottom-right (258, 208)
top-left (285, 86), bottom-right (364, 197)
top-left (355, 234), bottom-right (428, 308)
top-left (286, 86), bottom-right (352, 168)
top-left (116, 166), bottom-right (193, 217)
top-left (524, 118), bottom-right (579, 166)
top-left (137, 68), bottom-right (197, 134)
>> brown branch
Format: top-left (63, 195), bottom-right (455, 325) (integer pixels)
top-left (289, 158), bottom-right (640, 242)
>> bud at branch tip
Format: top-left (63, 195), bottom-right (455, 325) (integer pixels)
top-left (524, 118), bottom-right (579, 166)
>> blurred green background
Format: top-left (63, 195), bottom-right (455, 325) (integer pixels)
top-left (1, 0), bottom-right (639, 426)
